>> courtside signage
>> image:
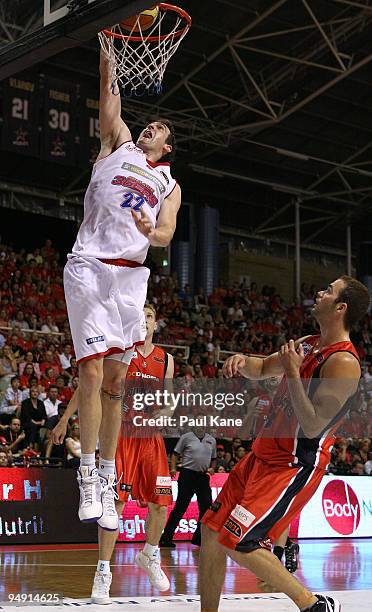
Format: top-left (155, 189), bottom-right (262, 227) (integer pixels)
top-left (1, 470), bottom-right (370, 542)
top-left (295, 476), bottom-right (371, 538)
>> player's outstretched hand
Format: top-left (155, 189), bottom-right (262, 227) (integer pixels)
top-left (223, 354), bottom-right (247, 378)
top-left (131, 208), bottom-right (155, 238)
top-left (52, 418), bottom-right (68, 445)
top-left (278, 339), bottom-right (304, 377)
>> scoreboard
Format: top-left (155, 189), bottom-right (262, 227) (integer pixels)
top-left (1, 74), bottom-right (101, 166)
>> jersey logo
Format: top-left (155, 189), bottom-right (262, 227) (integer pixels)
top-left (121, 162), bottom-right (166, 194)
top-left (125, 143), bottom-right (143, 154)
top-left (112, 175), bottom-right (159, 208)
top-left (231, 505), bottom-right (255, 528)
top-left (156, 476), bottom-right (172, 487)
top-left (302, 342), bottom-right (313, 356)
top-left (127, 371), bottom-right (159, 379)
top-left (258, 537), bottom-right (272, 551)
top-left (160, 170), bottom-right (169, 185)
top-left (86, 335), bottom-right (104, 345)
top-left (224, 517), bottom-right (242, 539)
top-left (153, 356), bottom-right (165, 364)
top-left (154, 486), bottom-right (172, 496)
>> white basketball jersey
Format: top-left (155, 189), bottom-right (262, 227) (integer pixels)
top-left (70, 141), bottom-right (176, 263)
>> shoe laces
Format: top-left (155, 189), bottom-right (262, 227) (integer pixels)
top-left (100, 476), bottom-right (119, 516)
top-left (80, 473), bottom-right (99, 507)
top-left (148, 555), bottom-right (165, 580)
top-left (94, 572), bottom-right (111, 594)
top-left (285, 542), bottom-right (298, 563)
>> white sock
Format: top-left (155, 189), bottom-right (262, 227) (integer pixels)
top-left (98, 458), bottom-right (116, 478)
top-left (143, 543), bottom-right (158, 558)
top-left (80, 453), bottom-right (96, 471)
top-left (97, 559), bottom-right (110, 574)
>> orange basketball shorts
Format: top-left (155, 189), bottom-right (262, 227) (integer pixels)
top-left (115, 434), bottom-right (172, 506)
top-left (202, 451), bottom-right (324, 552)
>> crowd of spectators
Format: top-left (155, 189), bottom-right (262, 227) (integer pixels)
top-left (0, 241), bottom-right (79, 467)
top-left (0, 240), bottom-right (371, 475)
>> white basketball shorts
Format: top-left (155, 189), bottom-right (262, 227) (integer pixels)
top-left (64, 257), bottom-right (149, 364)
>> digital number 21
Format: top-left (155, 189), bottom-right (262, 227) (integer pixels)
top-left (120, 193), bottom-right (145, 210)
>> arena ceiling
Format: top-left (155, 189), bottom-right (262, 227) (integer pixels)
top-left (1, 0), bottom-right (372, 253)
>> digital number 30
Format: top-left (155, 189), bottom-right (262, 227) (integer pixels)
top-left (120, 192), bottom-right (145, 211)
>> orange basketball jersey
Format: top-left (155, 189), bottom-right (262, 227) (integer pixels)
top-left (122, 345), bottom-right (168, 434)
top-left (252, 335), bottom-right (360, 470)
top-left (116, 345), bottom-right (172, 504)
top-left (127, 345), bottom-right (168, 379)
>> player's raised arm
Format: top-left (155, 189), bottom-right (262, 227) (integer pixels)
top-left (223, 334), bottom-right (311, 379)
top-left (223, 351), bottom-right (283, 379)
top-left (98, 49), bottom-right (132, 159)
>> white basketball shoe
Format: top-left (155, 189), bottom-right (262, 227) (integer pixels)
top-left (97, 473), bottom-right (119, 531)
top-left (77, 466), bottom-right (102, 522)
top-left (135, 550), bottom-right (170, 591)
top-left (91, 571), bottom-right (112, 605)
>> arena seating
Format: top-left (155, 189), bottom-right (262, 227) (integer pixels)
top-left (0, 240), bottom-right (371, 473)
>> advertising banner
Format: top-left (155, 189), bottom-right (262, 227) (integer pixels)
top-left (0, 468), bottom-right (96, 544)
top-left (0, 469), bottom-right (370, 544)
top-left (118, 473), bottom-right (372, 542)
top-left (292, 476), bottom-right (372, 539)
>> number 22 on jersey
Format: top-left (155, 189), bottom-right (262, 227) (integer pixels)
top-left (120, 192), bottom-right (145, 211)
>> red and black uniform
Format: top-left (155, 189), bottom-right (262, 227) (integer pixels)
top-left (249, 392), bottom-right (271, 436)
top-left (202, 335), bottom-right (359, 552)
top-left (115, 346), bottom-right (172, 506)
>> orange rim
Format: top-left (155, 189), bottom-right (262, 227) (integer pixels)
top-left (101, 3), bottom-right (192, 42)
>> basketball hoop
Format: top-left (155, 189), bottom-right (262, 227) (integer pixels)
top-left (98, 3), bottom-right (191, 97)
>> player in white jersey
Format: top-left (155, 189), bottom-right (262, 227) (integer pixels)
top-left (63, 50), bottom-right (181, 529)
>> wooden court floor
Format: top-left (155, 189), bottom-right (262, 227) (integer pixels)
top-left (0, 539), bottom-right (371, 602)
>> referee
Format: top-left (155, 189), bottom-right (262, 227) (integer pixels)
top-left (159, 423), bottom-right (216, 547)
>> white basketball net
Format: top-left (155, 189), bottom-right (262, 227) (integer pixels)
top-left (98, 6), bottom-right (190, 96)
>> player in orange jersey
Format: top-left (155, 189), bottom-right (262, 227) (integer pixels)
top-left (92, 303), bottom-right (174, 603)
top-left (200, 276), bottom-right (370, 612)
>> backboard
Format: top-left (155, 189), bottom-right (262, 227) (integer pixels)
top-left (44, 0), bottom-right (98, 26)
top-left (0, 0), bottom-right (154, 79)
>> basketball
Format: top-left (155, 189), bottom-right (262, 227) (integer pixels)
top-left (120, 6), bottom-right (159, 32)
